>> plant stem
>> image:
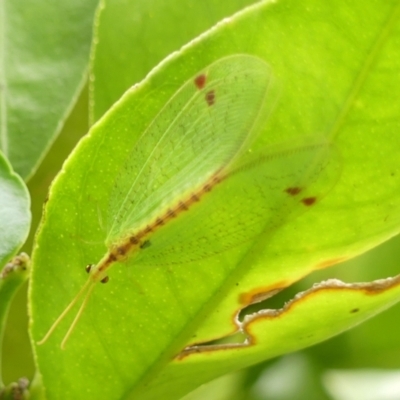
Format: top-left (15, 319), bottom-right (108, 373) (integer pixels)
top-left (0, 253), bottom-right (30, 389)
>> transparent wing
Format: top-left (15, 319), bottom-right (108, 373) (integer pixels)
top-left (130, 138), bottom-right (341, 267)
top-left (106, 54), bottom-right (277, 245)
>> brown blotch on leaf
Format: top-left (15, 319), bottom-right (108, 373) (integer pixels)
top-left (101, 276), bottom-right (109, 284)
top-left (302, 197), bottom-right (317, 206)
top-left (285, 187), bottom-right (302, 196)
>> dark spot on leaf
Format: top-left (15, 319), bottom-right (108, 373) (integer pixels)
top-left (350, 308), bottom-right (359, 313)
top-left (101, 276), bottom-right (109, 284)
top-left (302, 197), bottom-right (317, 206)
top-left (285, 187), bottom-right (302, 196)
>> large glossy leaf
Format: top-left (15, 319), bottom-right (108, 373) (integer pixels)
top-left (0, 0), bottom-right (98, 179)
top-left (30, 1), bottom-right (400, 399)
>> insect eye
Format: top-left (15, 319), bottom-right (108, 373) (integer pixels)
top-left (101, 276), bottom-right (109, 284)
top-left (85, 264), bottom-right (93, 273)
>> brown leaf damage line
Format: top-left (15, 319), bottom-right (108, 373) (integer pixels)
top-left (239, 281), bottom-right (288, 306)
top-left (316, 257), bottom-right (347, 269)
top-left (176, 274), bottom-right (400, 360)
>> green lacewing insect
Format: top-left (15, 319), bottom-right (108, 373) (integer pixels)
top-left (38, 54), bottom-right (339, 349)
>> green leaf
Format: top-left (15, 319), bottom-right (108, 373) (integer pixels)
top-left (0, 0), bottom-right (98, 179)
top-left (304, 234), bottom-right (400, 369)
top-left (90, 0), bottom-right (259, 122)
top-left (30, 1), bottom-right (400, 399)
top-left (169, 277), bottom-right (400, 400)
top-left (0, 153), bottom-right (30, 386)
top-left (0, 153), bottom-right (30, 267)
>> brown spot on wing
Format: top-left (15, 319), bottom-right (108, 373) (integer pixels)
top-left (205, 90), bottom-right (215, 106)
top-left (194, 74), bottom-right (206, 89)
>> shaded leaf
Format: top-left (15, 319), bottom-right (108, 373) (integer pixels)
top-left (0, 153), bottom-right (30, 266)
top-left (0, 0), bottom-right (98, 179)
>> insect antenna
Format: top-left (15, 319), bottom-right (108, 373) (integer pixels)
top-left (37, 277), bottom-right (93, 347)
top-left (60, 282), bottom-right (96, 349)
